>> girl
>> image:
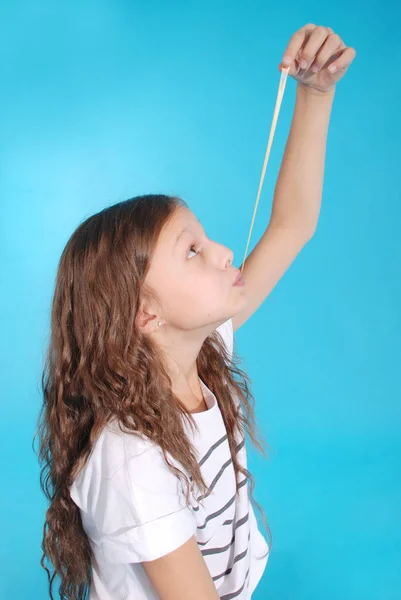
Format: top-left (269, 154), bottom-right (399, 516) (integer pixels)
top-left (35, 24), bottom-right (355, 600)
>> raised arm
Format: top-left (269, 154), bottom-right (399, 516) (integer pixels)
top-left (232, 24), bottom-right (356, 333)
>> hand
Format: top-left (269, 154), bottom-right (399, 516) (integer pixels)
top-left (279, 24), bottom-right (356, 94)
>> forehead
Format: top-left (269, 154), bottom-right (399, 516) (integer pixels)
top-left (160, 206), bottom-right (201, 242)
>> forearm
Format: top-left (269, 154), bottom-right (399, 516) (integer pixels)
top-left (270, 83), bottom-right (335, 235)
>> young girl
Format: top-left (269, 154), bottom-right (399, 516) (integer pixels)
top-left (35, 24), bottom-right (355, 600)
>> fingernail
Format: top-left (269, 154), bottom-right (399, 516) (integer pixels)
top-left (300, 59), bottom-right (308, 69)
top-left (282, 56), bottom-right (292, 66)
top-left (328, 64), bottom-right (337, 73)
top-left (311, 65), bottom-right (319, 73)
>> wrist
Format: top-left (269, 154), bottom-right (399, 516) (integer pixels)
top-left (297, 82), bottom-right (336, 101)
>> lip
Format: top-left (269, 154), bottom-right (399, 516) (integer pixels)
top-left (233, 271), bottom-right (246, 286)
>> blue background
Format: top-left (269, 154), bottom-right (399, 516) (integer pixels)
top-left (1, 1), bottom-right (400, 598)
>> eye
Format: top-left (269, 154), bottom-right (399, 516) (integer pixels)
top-left (187, 243), bottom-right (201, 259)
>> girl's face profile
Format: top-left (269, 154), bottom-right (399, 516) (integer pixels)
top-left (144, 206), bottom-right (247, 331)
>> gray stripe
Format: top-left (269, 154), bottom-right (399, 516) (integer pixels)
top-left (200, 511), bottom-right (249, 552)
top-left (197, 455), bottom-right (234, 502)
top-left (194, 475), bottom-right (248, 530)
top-left (213, 531), bottom-right (252, 595)
top-left (195, 486), bottom-right (237, 527)
top-left (190, 436), bottom-right (245, 481)
top-left (191, 439), bottom-right (246, 505)
top-left (198, 434), bottom-right (228, 469)
top-left (198, 438), bottom-right (245, 501)
top-left (198, 453), bottom-right (247, 502)
top-left (219, 566), bottom-right (250, 600)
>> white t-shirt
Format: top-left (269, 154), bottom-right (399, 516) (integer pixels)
top-left (69, 318), bottom-right (269, 599)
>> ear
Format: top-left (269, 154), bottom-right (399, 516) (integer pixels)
top-left (135, 302), bottom-right (160, 334)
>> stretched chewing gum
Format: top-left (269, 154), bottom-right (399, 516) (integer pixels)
top-left (240, 66), bottom-right (290, 274)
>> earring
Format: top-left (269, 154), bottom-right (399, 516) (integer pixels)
top-left (157, 321), bottom-right (163, 327)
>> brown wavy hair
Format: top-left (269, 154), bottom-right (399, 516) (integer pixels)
top-left (33, 194), bottom-right (273, 600)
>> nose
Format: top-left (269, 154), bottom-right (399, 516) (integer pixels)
top-left (225, 247), bottom-right (234, 269)
top-left (207, 239), bottom-right (234, 269)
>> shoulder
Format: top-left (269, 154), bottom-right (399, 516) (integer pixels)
top-left (69, 419), bottom-right (187, 509)
top-left (69, 418), bottom-right (156, 508)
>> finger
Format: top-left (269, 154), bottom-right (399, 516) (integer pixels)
top-left (298, 26), bottom-right (333, 71)
top-left (281, 23), bottom-right (316, 68)
top-left (325, 46), bottom-right (357, 72)
top-left (310, 33), bottom-right (345, 72)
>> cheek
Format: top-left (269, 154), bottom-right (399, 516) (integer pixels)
top-left (158, 271), bottom-right (193, 303)
top-left (173, 277), bottom-right (212, 310)
top-left (160, 268), bottom-right (224, 310)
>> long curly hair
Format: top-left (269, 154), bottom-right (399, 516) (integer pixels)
top-left (33, 194), bottom-right (273, 600)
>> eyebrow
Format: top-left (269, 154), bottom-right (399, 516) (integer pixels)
top-left (173, 223), bottom-right (203, 252)
top-left (174, 227), bottom-right (191, 247)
